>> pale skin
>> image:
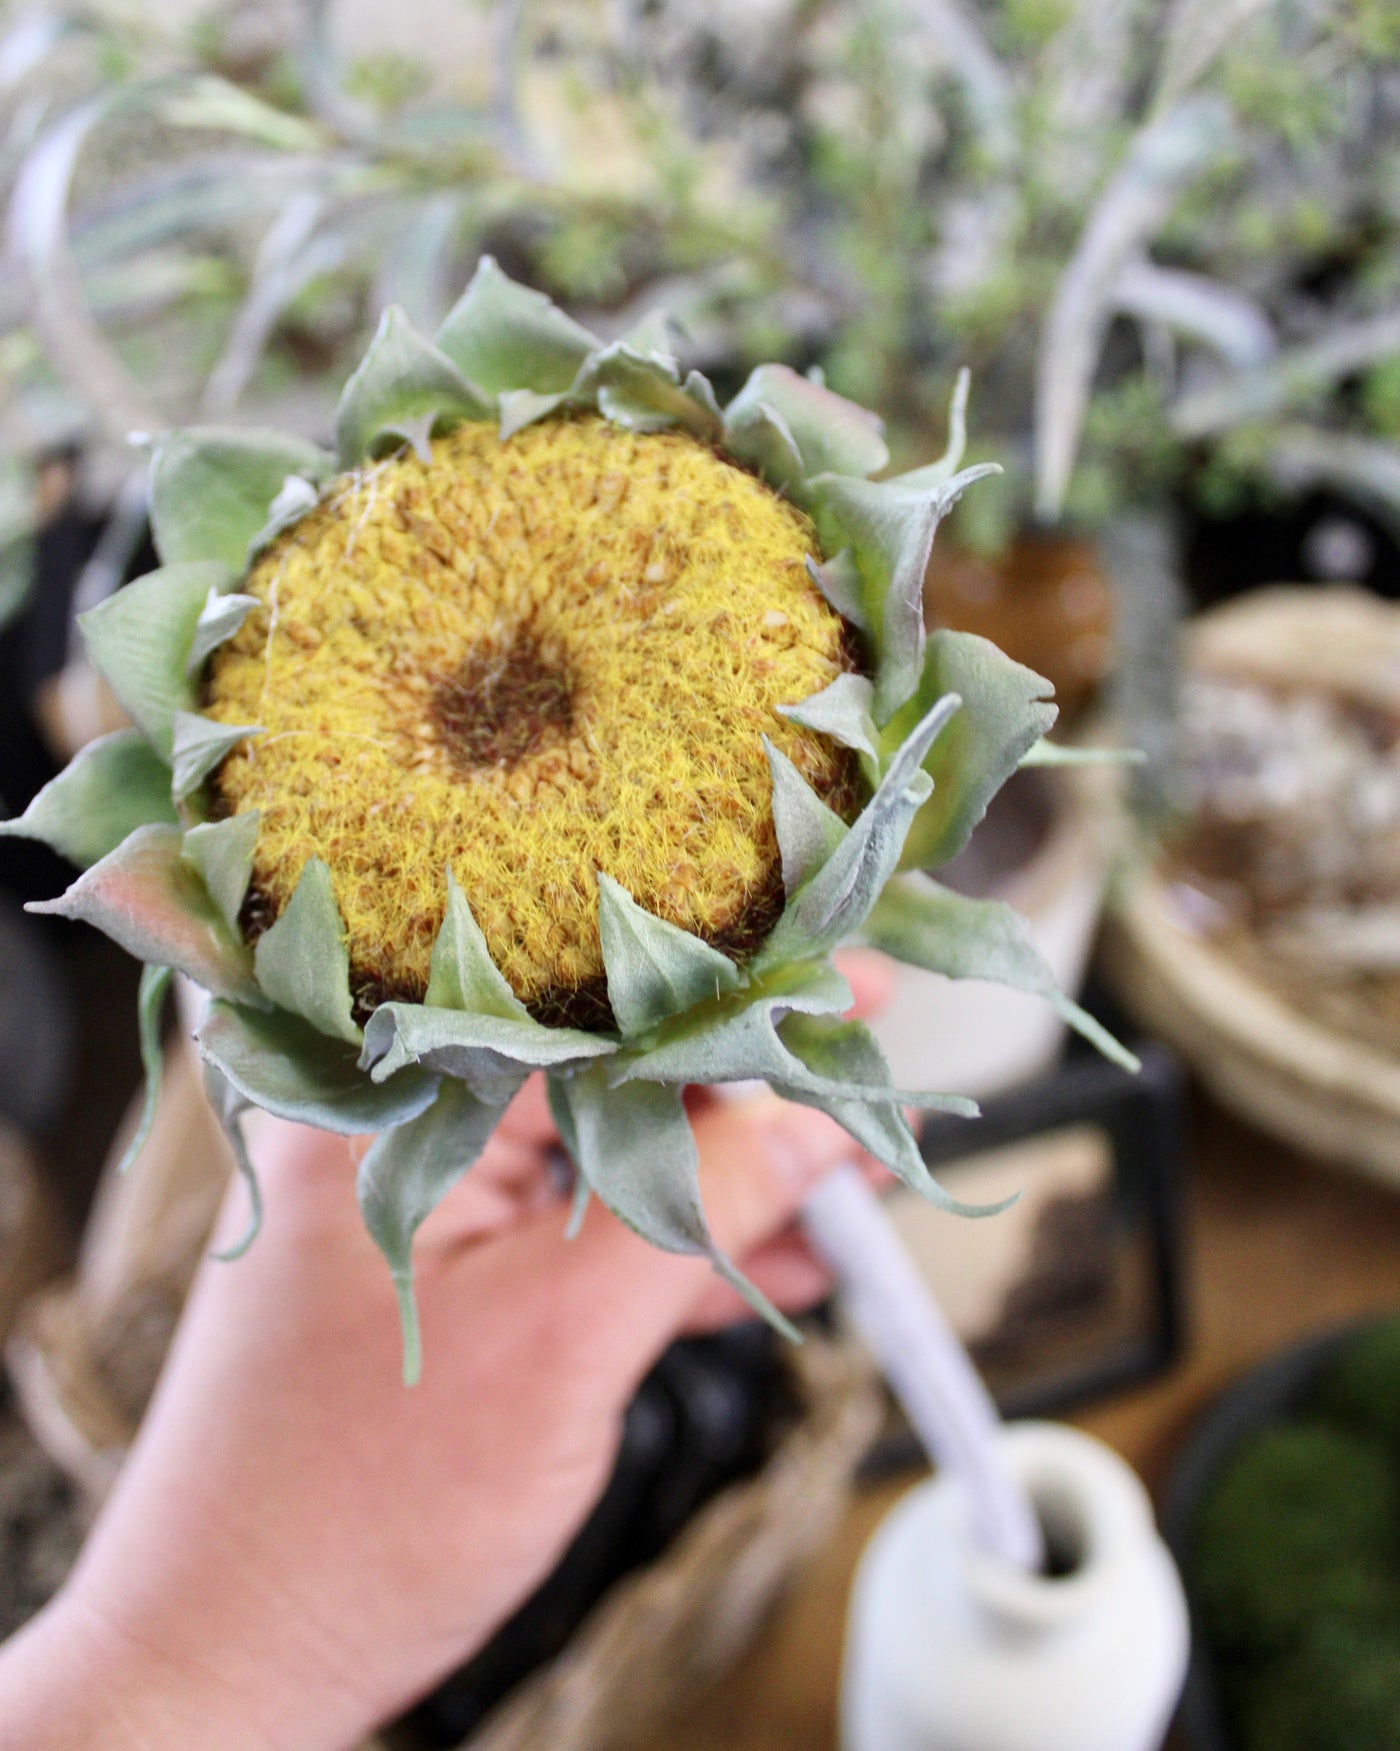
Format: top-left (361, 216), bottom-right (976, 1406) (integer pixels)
top-left (0, 956), bottom-right (892, 1751)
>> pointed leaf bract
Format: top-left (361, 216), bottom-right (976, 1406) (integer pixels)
top-left (357, 1078), bottom-right (502, 1383)
top-left (436, 256), bottom-right (599, 395)
top-left (252, 856), bottom-right (359, 1044)
top-left (596, 872), bottom-right (740, 1038)
top-left (80, 562), bottom-right (233, 758)
top-left (198, 999), bottom-right (440, 1133)
top-left (150, 428), bottom-right (333, 570)
top-left (336, 305), bottom-right (493, 465)
top-left (0, 729), bottom-right (178, 868)
top-left (28, 823), bottom-right (259, 1001)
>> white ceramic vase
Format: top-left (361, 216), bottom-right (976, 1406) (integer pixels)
top-left (840, 1423), bottom-right (1189, 1751)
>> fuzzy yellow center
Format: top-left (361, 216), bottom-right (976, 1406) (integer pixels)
top-left (205, 416), bottom-right (858, 1019)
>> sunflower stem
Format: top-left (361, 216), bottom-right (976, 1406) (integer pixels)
top-left (801, 1163), bottom-right (1043, 1573)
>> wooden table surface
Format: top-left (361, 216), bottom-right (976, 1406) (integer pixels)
top-left (647, 1091), bottom-right (1400, 1751)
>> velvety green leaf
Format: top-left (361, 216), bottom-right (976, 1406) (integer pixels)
top-left (182, 812), bottom-right (259, 932)
top-left (778, 672), bottom-right (878, 760)
top-left (609, 959), bottom-right (854, 1091)
top-left (150, 428), bottom-right (334, 570)
top-left (1021, 739), bottom-right (1143, 767)
top-left (336, 305), bottom-right (493, 465)
top-left (597, 873), bottom-right (740, 1038)
top-left (723, 402), bottom-right (806, 500)
top-left (776, 1011), bottom-right (978, 1115)
top-left (580, 346), bottom-right (721, 438)
top-left (498, 389), bottom-right (567, 440)
top-left (253, 856), bottom-right (359, 1044)
top-left (886, 368), bottom-right (970, 492)
top-left (198, 999), bottom-right (440, 1133)
top-left (560, 1066), bottom-right (796, 1339)
top-left (28, 823), bottom-right (259, 1001)
top-left (186, 588), bottom-right (258, 677)
top-left (770, 1080), bottom-right (1002, 1217)
top-left (759, 694), bottom-right (957, 968)
top-left (436, 256), bottom-right (598, 395)
top-left (117, 963), bottom-right (173, 1176)
top-left (619, 307), bottom-right (680, 359)
top-left (357, 1078), bottom-right (501, 1384)
top-left (251, 476), bottom-right (321, 556)
top-left (814, 465), bottom-right (1000, 724)
top-left (362, 1001), bottom-right (613, 1097)
top-left (894, 631), bottom-right (1057, 873)
top-left (804, 551), bottom-right (868, 632)
top-left (725, 365), bottom-right (888, 480)
top-left (169, 712), bottom-right (262, 805)
top-left (80, 562), bottom-right (233, 758)
top-left (201, 1063), bottom-right (264, 1263)
top-left (764, 737), bottom-right (848, 899)
top-left (424, 871), bottom-right (529, 1018)
top-left (0, 729), bottom-right (178, 867)
top-left (861, 872), bottom-right (1140, 1071)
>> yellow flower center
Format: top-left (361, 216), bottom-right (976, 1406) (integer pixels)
top-left (205, 416), bottom-right (858, 1020)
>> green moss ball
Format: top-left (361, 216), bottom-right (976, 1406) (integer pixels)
top-left (1232, 1613), bottom-right (1400, 1751)
top-left (1192, 1420), bottom-right (1400, 1658)
top-left (1313, 1318), bottom-right (1400, 1455)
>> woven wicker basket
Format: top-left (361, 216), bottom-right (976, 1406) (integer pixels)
top-left (1104, 585), bottom-right (1400, 1184)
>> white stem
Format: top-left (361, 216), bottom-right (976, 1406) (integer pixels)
top-left (801, 1163), bottom-right (1044, 1572)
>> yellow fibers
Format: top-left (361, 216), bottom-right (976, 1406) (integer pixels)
top-left (205, 416), bottom-right (857, 1012)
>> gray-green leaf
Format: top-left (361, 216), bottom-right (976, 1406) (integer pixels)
top-left (597, 872), bottom-right (740, 1038)
top-left (722, 401), bottom-right (807, 500)
top-left (778, 672), bottom-right (878, 761)
top-left (361, 1001), bottom-right (613, 1098)
top-left (28, 824), bottom-right (259, 1002)
top-left (608, 958), bottom-right (853, 1091)
top-left (0, 729), bottom-right (178, 867)
top-left (725, 365), bottom-right (888, 480)
top-left (198, 999), bottom-right (440, 1133)
top-left (252, 856), bottom-right (359, 1043)
top-left (584, 345), bottom-right (723, 439)
top-left (805, 552), bottom-right (867, 632)
top-left (182, 812), bottom-right (259, 932)
top-left (80, 562), bottom-right (233, 758)
top-left (117, 963), bottom-right (173, 1175)
top-left (357, 1078), bottom-right (501, 1384)
top-left (186, 589), bottom-right (258, 677)
top-left (759, 693), bottom-right (958, 967)
top-left (814, 465), bottom-right (1000, 724)
top-left (560, 1067), bottom-right (797, 1339)
top-left (764, 737), bottom-right (848, 899)
top-left (336, 305), bottom-right (494, 465)
top-left (169, 712), bottom-right (262, 805)
top-left (150, 428), bottom-right (334, 571)
top-left (861, 872), bottom-right (1139, 1071)
top-left (436, 256), bottom-right (599, 395)
top-left (894, 631), bottom-right (1057, 873)
top-left (424, 871), bottom-right (530, 1018)
top-left (201, 1063), bottom-right (264, 1262)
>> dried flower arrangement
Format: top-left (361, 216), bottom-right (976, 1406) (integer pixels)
top-left (1, 260), bottom-right (1130, 1379)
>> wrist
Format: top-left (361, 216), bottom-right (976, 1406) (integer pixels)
top-left (0, 1589), bottom-right (290, 1751)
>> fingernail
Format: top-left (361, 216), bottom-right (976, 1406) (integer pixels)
top-left (759, 1106), bottom-right (852, 1197)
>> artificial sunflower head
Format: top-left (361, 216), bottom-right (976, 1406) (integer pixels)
top-left (5, 260), bottom-right (1132, 1380)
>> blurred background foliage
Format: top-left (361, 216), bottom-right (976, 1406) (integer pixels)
top-left (0, 0), bottom-right (1397, 625)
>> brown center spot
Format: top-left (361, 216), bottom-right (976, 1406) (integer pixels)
top-left (429, 629), bottom-right (576, 773)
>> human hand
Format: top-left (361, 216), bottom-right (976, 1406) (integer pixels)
top-left (0, 955), bottom-right (892, 1751)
